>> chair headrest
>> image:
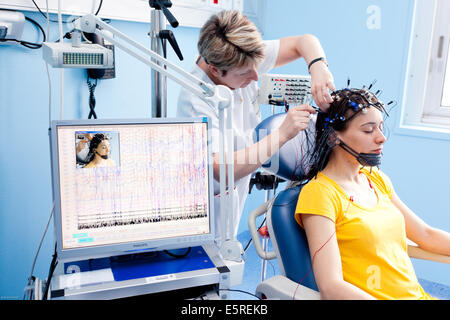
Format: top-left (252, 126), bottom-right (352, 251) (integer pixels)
top-left (254, 113), bottom-right (316, 181)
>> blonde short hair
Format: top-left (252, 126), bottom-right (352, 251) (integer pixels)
top-left (198, 10), bottom-right (265, 74)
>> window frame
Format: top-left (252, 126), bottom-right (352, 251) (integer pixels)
top-left (399, 0), bottom-right (450, 138)
top-left (422, 0), bottom-right (450, 120)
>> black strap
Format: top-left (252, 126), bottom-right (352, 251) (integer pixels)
top-left (308, 57), bottom-right (327, 73)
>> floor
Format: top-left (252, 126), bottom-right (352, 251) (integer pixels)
top-left (228, 231), bottom-right (450, 300)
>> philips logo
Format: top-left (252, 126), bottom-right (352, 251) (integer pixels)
top-left (133, 243), bottom-right (148, 248)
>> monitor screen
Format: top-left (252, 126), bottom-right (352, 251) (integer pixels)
top-left (50, 118), bottom-right (215, 262)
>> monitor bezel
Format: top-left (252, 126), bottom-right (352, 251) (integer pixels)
top-left (50, 117), bottom-right (216, 263)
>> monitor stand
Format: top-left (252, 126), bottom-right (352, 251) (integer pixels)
top-left (50, 244), bottom-right (232, 300)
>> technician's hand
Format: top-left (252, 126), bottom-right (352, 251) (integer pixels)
top-left (76, 139), bottom-right (88, 154)
top-left (278, 104), bottom-right (316, 144)
top-left (309, 62), bottom-right (335, 111)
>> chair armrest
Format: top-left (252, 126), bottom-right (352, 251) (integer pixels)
top-left (248, 199), bottom-right (277, 260)
top-left (407, 245), bottom-right (450, 265)
top-left (255, 275), bottom-right (320, 300)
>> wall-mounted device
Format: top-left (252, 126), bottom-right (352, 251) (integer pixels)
top-left (42, 21), bottom-right (113, 69)
top-left (0, 9), bottom-right (24, 41)
top-left (42, 41), bottom-right (114, 69)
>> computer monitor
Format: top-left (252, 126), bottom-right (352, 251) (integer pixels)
top-left (50, 117), bottom-right (215, 262)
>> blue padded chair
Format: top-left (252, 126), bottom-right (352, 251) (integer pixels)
top-left (269, 185), bottom-right (317, 291)
top-left (249, 112), bottom-right (321, 299)
top-left (249, 113), bottom-right (450, 300)
top-left (248, 186), bottom-right (320, 299)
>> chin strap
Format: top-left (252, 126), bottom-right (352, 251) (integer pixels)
top-left (95, 151), bottom-right (109, 160)
top-left (338, 141), bottom-right (382, 167)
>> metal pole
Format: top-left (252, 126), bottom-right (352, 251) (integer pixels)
top-left (260, 189), bottom-right (270, 282)
top-left (260, 104), bottom-right (278, 282)
top-left (150, 9), bottom-right (167, 118)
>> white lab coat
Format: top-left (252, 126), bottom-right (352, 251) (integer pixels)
top-left (177, 40), bottom-right (280, 241)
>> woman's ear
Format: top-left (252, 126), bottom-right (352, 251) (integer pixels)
top-left (327, 130), bottom-right (341, 147)
top-left (208, 64), bottom-right (223, 78)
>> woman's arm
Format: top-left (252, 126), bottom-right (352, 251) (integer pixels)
top-left (212, 104), bottom-right (316, 182)
top-left (391, 192), bottom-right (450, 256)
top-left (301, 214), bottom-right (376, 300)
top-left (275, 35), bottom-right (335, 110)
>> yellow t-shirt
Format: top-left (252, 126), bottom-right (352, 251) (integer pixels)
top-left (295, 168), bottom-right (434, 300)
top-left (84, 158), bottom-right (116, 168)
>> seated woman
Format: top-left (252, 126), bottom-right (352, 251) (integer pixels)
top-left (84, 133), bottom-right (116, 168)
top-left (295, 88), bottom-right (450, 300)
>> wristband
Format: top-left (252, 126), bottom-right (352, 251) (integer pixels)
top-left (308, 57), bottom-right (328, 73)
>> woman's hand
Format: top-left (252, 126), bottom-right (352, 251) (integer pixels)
top-left (309, 62), bottom-right (335, 112)
top-left (278, 104), bottom-right (316, 144)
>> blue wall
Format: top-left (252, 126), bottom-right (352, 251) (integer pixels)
top-left (0, 0), bottom-right (448, 299)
